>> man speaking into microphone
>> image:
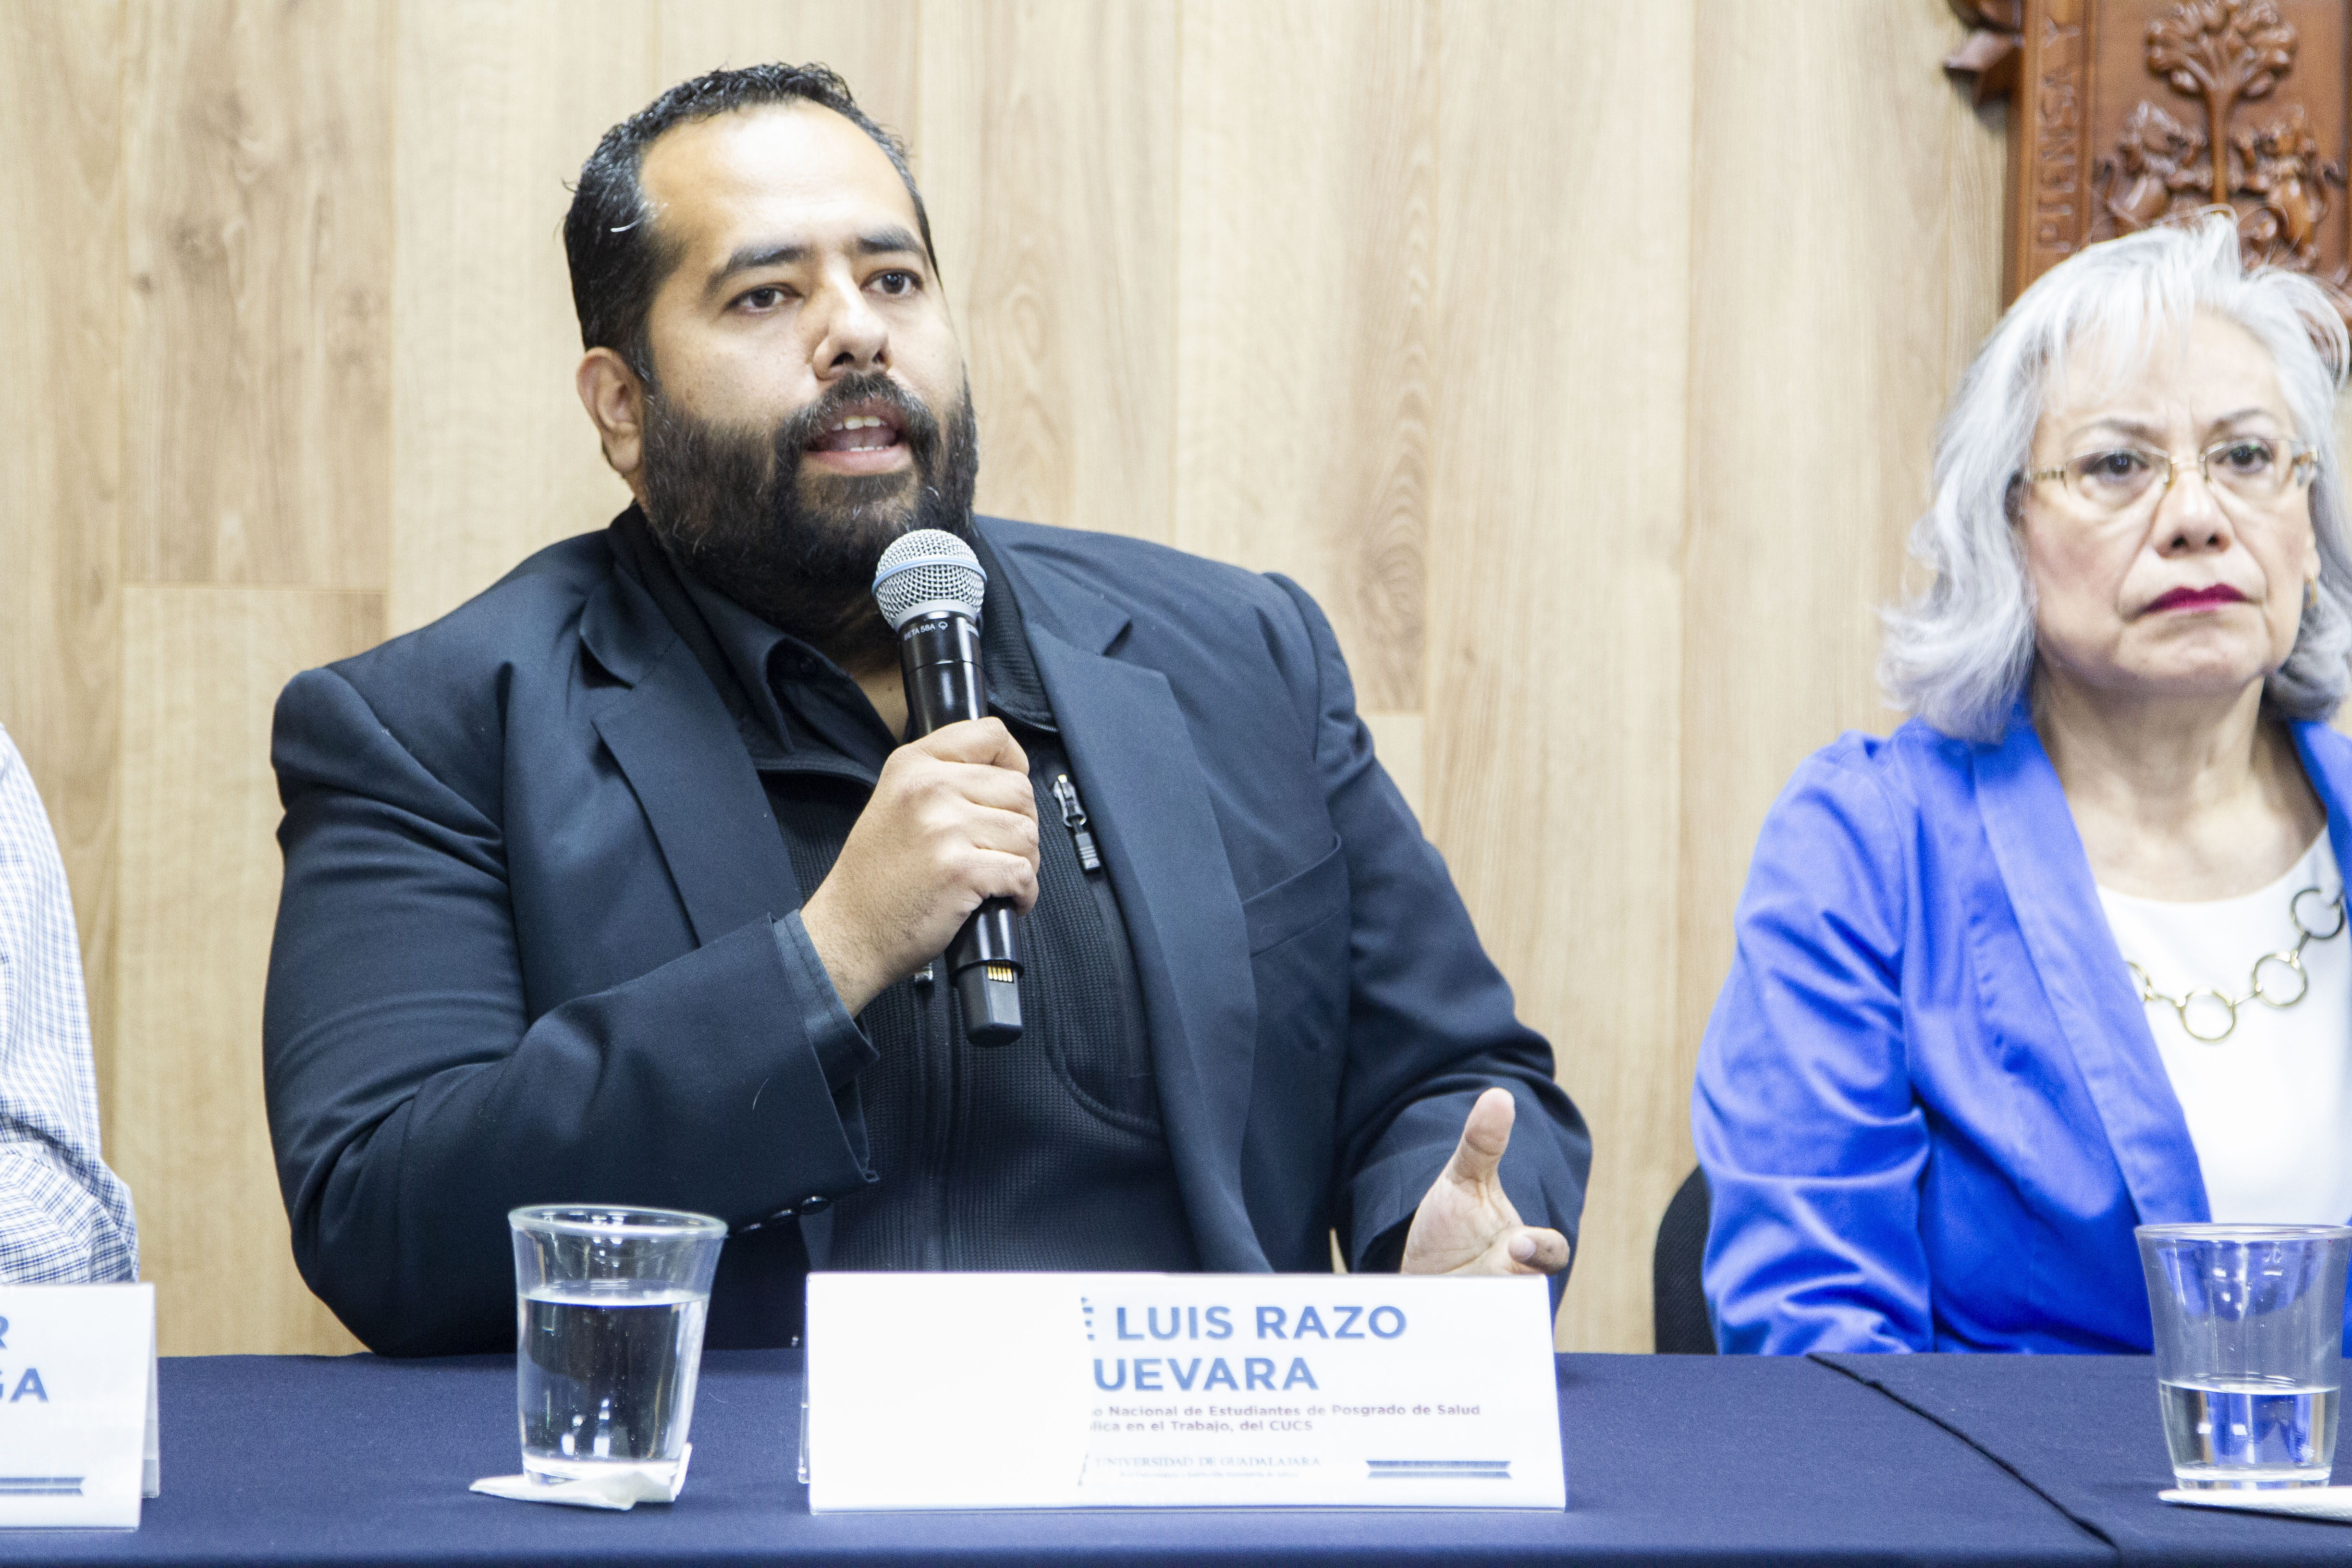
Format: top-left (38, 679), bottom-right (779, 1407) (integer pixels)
top-left (261, 64), bottom-right (1591, 1356)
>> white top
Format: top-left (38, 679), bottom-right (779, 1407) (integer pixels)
top-left (2097, 829), bottom-right (2352, 1225)
top-left (0, 724), bottom-right (137, 1281)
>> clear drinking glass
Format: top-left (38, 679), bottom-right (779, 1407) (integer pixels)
top-left (509, 1205), bottom-right (727, 1490)
top-left (2136, 1223), bottom-right (2351, 1490)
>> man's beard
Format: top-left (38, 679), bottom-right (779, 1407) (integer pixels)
top-left (638, 369), bottom-right (980, 659)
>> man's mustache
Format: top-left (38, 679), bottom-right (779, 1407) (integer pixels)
top-left (777, 373), bottom-right (941, 461)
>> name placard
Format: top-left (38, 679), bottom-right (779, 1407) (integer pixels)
top-left (0, 1284), bottom-right (158, 1528)
top-left (805, 1272), bottom-right (1563, 1511)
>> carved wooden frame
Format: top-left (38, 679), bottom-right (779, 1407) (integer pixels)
top-left (1946, 0), bottom-right (2351, 302)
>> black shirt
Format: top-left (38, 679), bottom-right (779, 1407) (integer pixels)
top-left (645, 520), bottom-right (1201, 1275)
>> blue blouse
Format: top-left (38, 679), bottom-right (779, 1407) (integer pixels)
top-left (1692, 711), bottom-right (2352, 1354)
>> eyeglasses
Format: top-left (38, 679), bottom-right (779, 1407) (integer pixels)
top-left (2025, 436), bottom-right (2318, 515)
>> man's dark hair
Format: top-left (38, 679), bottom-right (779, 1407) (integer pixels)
top-left (564, 63), bottom-right (936, 381)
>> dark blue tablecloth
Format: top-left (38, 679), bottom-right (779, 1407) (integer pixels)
top-left (1817, 1353), bottom-right (2352, 1565)
top-left (0, 1349), bottom-right (2107, 1566)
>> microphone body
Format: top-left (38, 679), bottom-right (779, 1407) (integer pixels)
top-left (873, 530), bottom-right (1023, 1046)
top-left (897, 611), bottom-right (1023, 1045)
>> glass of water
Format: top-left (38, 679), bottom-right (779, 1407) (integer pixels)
top-left (2136, 1223), bottom-right (2350, 1490)
top-left (509, 1205), bottom-right (727, 1492)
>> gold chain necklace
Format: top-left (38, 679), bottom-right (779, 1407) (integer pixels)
top-left (2125, 882), bottom-right (2347, 1044)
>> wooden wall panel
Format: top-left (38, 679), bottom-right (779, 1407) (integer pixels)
top-left (0, 1), bottom-right (123, 1099)
top-left (1428, 0), bottom-right (1695, 1352)
top-left (1678, 1), bottom-right (2008, 1177)
top-left (658, 0), bottom-right (921, 143)
top-left (1361, 712), bottom-right (1426, 822)
top-left (1172, 0), bottom-right (1436, 714)
top-left (386, 0), bottom-right (653, 635)
top-left (114, 586), bottom-right (380, 1356)
top-left (919, 0), bottom-right (1180, 544)
top-left (122, 0), bottom-right (394, 590)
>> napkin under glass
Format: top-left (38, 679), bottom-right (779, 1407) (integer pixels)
top-left (470, 1446), bottom-right (691, 1511)
top-left (2160, 1485), bottom-right (2352, 1524)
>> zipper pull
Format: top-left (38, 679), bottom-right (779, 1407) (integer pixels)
top-left (1052, 773), bottom-right (1103, 873)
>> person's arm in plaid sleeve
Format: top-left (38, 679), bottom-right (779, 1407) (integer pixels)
top-left (0, 725), bottom-right (137, 1283)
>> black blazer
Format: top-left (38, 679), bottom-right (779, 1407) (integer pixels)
top-left (264, 512), bottom-right (1591, 1353)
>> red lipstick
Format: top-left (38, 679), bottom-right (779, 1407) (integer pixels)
top-left (2142, 584), bottom-right (2248, 614)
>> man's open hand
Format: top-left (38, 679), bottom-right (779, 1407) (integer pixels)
top-left (802, 718), bottom-right (1039, 1016)
top-left (1398, 1088), bottom-right (1571, 1277)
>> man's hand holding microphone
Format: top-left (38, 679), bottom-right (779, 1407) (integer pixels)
top-left (800, 716), bottom-right (1039, 1019)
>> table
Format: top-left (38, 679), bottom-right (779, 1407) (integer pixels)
top-left (1819, 1352), bottom-right (2352, 1566)
top-left (0, 1350), bottom-right (2337, 1565)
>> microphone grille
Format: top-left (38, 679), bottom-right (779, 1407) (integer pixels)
top-left (872, 530), bottom-right (987, 631)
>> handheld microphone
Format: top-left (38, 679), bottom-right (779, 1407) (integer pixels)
top-left (871, 530), bottom-right (1024, 1046)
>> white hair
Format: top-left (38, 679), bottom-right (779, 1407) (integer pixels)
top-left (1880, 212), bottom-right (2352, 742)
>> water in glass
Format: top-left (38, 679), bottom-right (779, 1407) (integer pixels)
top-left (2160, 1376), bottom-right (2339, 1489)
top-left (518, 1283), bottom-right (709, 1486)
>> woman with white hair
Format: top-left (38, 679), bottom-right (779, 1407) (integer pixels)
top-left (1693, 212), bottom-right (2352, 1354)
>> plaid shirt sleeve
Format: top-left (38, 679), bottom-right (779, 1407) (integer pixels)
top-left (0, 725), bottom-right (137, 1283)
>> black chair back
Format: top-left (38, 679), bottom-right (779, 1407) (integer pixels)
top-left (1652, 1166), bottom-right (1715, 1354)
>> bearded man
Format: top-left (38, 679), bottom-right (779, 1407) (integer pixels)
top-left (262, 65), bottom-right (1591, 1355)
